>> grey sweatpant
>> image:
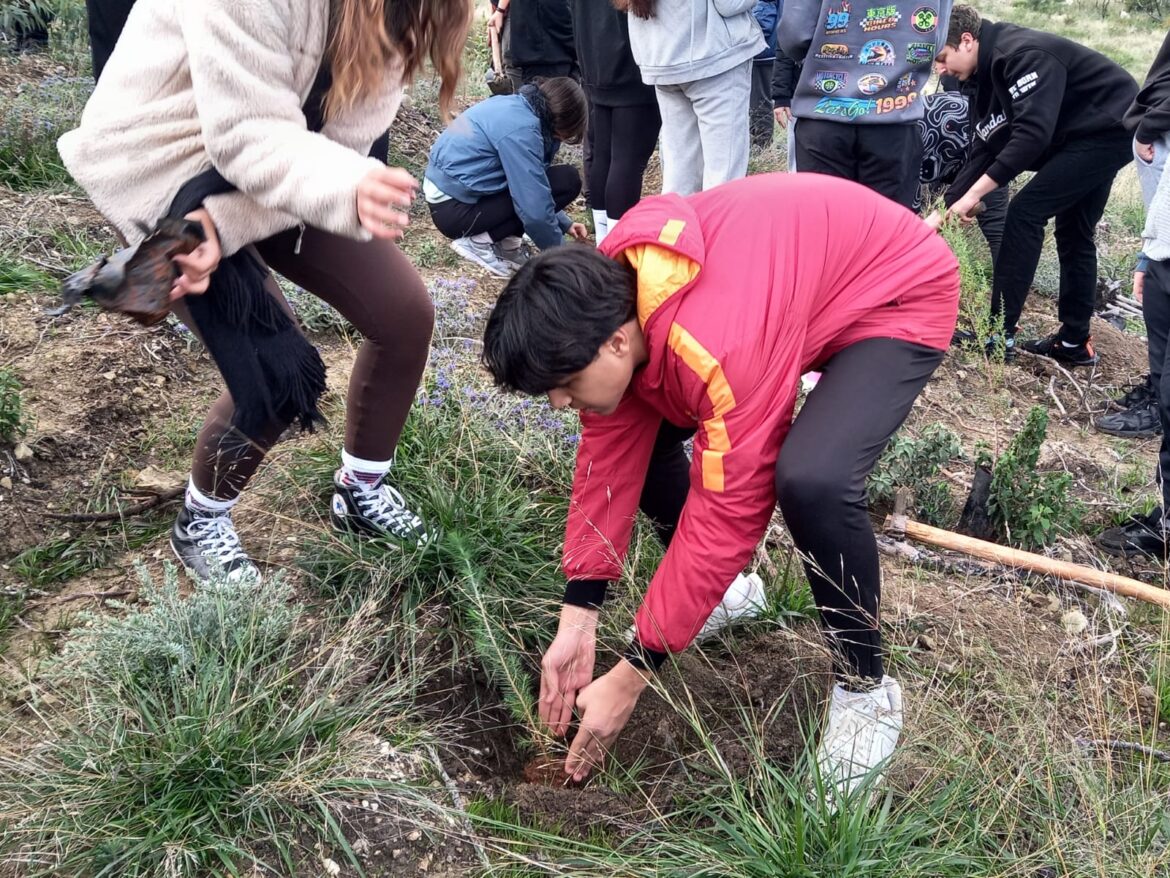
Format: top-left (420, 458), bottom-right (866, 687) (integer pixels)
top-left (654, 60), bottom-right (752, 195)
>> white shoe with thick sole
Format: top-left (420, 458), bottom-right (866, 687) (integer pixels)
top-left (816, 675), bottom-right (903, 808)
top-left (624, 572), bottom-right (767, 644)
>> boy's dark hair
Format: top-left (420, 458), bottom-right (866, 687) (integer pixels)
top-left (538, 77), bottom-right (587, 144)
top-left (483, 247), bottom-right (638, 395)
top-left (945, 5), bottom-right (981, 47)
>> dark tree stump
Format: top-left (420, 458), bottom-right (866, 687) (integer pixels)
top-left (957, 465), bottom-right (996, 541)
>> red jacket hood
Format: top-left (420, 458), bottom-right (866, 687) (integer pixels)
top-left (598, 193), bottom-right (707, 331)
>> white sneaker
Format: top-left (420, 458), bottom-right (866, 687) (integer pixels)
top-left (816, 675), bottom-right (903, 807)
top-left (624, 572), bottom-right (766, 644)
top-left (695, 571), bottom-right (767, 641)
top-left (450, 237), bottom-right (514, 278)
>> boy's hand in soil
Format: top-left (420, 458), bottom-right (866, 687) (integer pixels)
top-left (564, 659), bottom-right (651, 782)
top-left (540, 604), bottom-right (599, 737)
top-left (568, 222), bottom-right (589, 242)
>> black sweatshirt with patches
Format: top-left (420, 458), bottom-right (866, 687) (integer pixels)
top-left (946, 20), bottom-right (1137, 205)
top-left (1125, 29), bottom-right (1170, 145)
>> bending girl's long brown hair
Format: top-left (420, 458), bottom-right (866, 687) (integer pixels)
top-left (327, 0), bottom-right (472, 121)
top-left (612, 0), bottom-right (657, 18)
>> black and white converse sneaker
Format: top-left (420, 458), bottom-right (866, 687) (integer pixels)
top-left (330, 471), bottom-right (430, 544)
top-left (170, 505), bottom-right (261, 582)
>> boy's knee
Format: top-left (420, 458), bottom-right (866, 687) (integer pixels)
top-left (775, 460), bottom-right (845, 516)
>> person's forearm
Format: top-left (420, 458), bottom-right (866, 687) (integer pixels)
top-left (611, 657), bottom-right (653, 694)
top-left (963, 173), bottom-right (1000, 205)
top-left (560, 602), bottom-right (600, 631)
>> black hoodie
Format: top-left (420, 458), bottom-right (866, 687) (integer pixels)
top-left (570, 0), bottom-right (655, 106)
top-left (506, 0), bottom-right (577, 69)
top-left (947, 20), bottom-right (1137, 203)
top-left (1124, 29), bottom-right (1170, 145)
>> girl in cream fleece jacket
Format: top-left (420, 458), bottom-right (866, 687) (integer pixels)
top-left (59, 0), bottom-right (469, 581)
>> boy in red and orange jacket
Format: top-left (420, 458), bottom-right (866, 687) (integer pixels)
top-left (483, 172), bottom-right (959, 799)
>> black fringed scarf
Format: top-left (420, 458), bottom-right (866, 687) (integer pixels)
top-left (164, 66), bottom-right (343, 442)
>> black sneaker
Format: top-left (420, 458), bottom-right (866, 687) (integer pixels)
top-left (1111, 375), bottom-right (1155, 411)
top-left (1019, 333), bottom-right (1098, 367)
top-left (170, 505), bottom-right (261, 582)
top-left (330, 471), bottom-right (430, 544)
top-left (1097, 507), bottom-right (1168, 559)
top-left (1094, 398), bottom-right (1162, 438)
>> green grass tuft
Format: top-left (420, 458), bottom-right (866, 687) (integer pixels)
top-left (0, 564), bottom-right (435, 877)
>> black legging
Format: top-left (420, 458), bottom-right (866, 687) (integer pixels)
top-left (638, 338), bottom-right (944, 684)
top-left (428, 165), bottom-right (582, 242)
top-left (588, 102), bottom-right (661, 219)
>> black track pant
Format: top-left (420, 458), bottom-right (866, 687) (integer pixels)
top-left (992, 128), bottom-right (1133, 343)
top-left (427, 165), bottom-right (582, 242)
top-left (587, 102), bottom-right (661, 220)
top-left (795, 119), bottom-right (923, 209)
top-left (749, 59), bottom-right (774, 149)
top-left (1143, 260), bottom-right (1170, 511)
top-left (85, 0), bottom-right (136, 80)
top-left (638, 338), bottom-right (944, 683)
top-left (977, 185), bottom-right (1009, 267)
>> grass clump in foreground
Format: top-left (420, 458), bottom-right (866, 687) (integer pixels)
top-left (0, 563), bottom-right (436, 877)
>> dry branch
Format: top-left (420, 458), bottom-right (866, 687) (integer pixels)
top-left (1074, 737), bottom-right (1170, 763)
top-left (44, 485), bottom-right (184, 522)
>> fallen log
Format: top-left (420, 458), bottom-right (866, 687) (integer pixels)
top-left (884, 512), bottom-right (1170, 611)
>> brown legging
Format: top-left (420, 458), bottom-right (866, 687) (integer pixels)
top-left (175, 225), bottom-right (435, 500)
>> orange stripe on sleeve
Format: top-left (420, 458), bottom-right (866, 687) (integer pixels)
top-left (666, 323), bottom-right (735, 492)
top-left (658, 219), bottom-right (686, 246)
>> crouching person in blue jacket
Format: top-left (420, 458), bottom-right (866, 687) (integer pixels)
top-left (425, 77), bottom-right (589, 277)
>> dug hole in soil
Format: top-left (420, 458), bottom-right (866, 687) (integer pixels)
top-left (428, 624), bottom-right (831, 837)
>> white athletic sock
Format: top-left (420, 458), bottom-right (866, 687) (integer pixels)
top-left (592, 209), bottom-right (609, 245)
top-left (606, 214), bottom-right (620, 236)
top-left (470, 232), bottom-right (492, 245)
top-left (498, 235), bottom-right (523, 251)
top-left (339, 449), bottom-right (392, 490)
top-left (185, 477), bottom-right (238, 514)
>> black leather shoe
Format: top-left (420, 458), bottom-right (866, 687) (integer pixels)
top-left (1097, 508), bottom-right (1168, 558)
top-left (1094, 399), bottom-right (1162, 438)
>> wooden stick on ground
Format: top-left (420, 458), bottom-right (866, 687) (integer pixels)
top-left (44, 485), bottom-right (184, 523)
top-left (885, 511), bottom-right (1170, 611)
